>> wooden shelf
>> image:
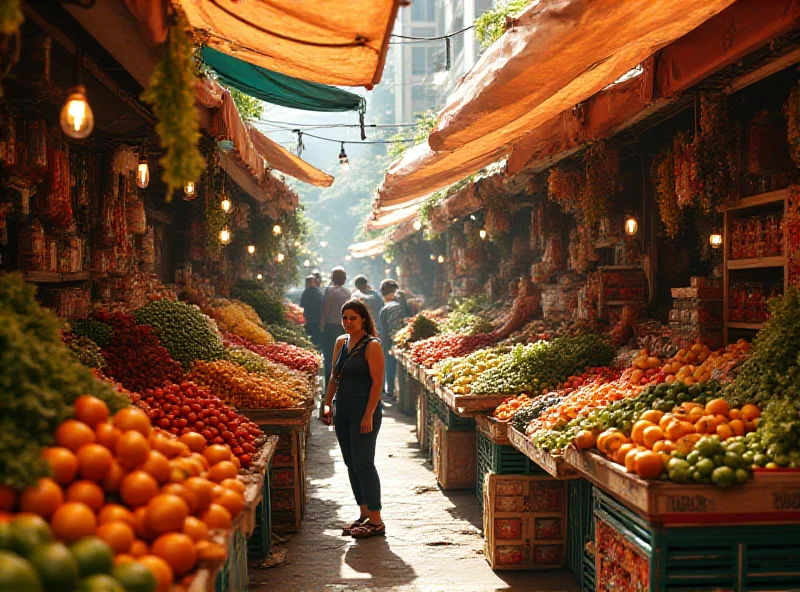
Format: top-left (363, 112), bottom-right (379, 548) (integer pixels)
top-left (604, 300), bottom-right (646, 307)
top-left (598, 265), bottom-right (643, 271)
top-left (24, 271), bottom-right (89, 283)
top-left (727, 256), bottom-right (785, 270)
top-left (594, 239), bottom-right (618, 249)
top-left (728, 322), bottom-right (764, 330)
top-left (725, 188), bottom-right (789, 211)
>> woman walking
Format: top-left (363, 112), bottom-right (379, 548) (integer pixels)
top-left (320, 299), bottom-right (386, 538)
top-left (319, 267), bottom-right (351, 387)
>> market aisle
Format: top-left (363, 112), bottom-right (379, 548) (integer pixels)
top-left (250, 398), bottom-right (580, 592)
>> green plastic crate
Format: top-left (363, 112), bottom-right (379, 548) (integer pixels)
top-left (582, 548), bottom-right (595, 592)
top-left (216, 528), bottom-right (248, 592)
top-left (566, 479), bottom-right (594, 582)
top-left (246, 469), bottom-right (272, 561)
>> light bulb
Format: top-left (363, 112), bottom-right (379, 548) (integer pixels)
top-left (430, 254), bottom-right (435, 261)
top-left (277, 253), bottom-right (285, 263)
top-left (272, 224), bottom-right (282, 236)
top-left (136, 163), bottom-right (149, 189)
top-left (338, 143), bottom-right (349, 171)
top-left (221, 198), bottom-right (232, 212)
top-left (341, 161), bottom-right (350, 172)
top-left (303, 259), bottom-right (311, 268)
top-left (219, 227), bottom-right (231, 244)
top-left (437, 255), bottom-right (445, 263)
top-left (294, 240), bottom-right (301, 248)
top-left (624, 215), bottom-right (639, 236)
top-left (184, 182), bottom-right (196, 197)
top-left (60, 86), bottom-right (95, 139)
top-left (257, 273), bottom-right (263, 280)
top-left (709, 232), bottom-right (723, 249)
top-left (247, 245), bottom-right (255, 254)
top-left (413, 220), bottom-right (422, 231)
top-left (479, 229), bottom-right (487, 239)
top-left (320, 241), bottom-right (328, 248)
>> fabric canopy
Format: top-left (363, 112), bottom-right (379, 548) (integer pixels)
top-left (366, 199), bottom-right (426, 231)
top-left (180, 0), bottom-right (399, 89)
top-left (249, 126), bottom-right (334, 187)
top-left (201, 46), bottom-right (365, 113)
top-left (377, 0), bottom-right (735, 208)
top-left (348, 237), bottom-right (386, 259)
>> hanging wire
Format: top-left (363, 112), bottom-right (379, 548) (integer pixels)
top-left (291, 129), bottom-right (416, 145)
top-left (389, 24), bottom-right (475, 44)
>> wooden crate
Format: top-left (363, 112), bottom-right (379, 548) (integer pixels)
top-left (566, 447), bottom-right (800, 525)
top-left (476, 414), bottom-right (510, 445)
top-left (440, 386), bottom-right (511, 417)
top-left (432, 417), bottom-right (476, 490)
top-left (265, 428), bottom-right (306, 533)
top-left (483, 474), bottom-right (567, 571)
top-left (508, 427), bottom-right (579, 480)
top-left (416, 381), bottom-right (429, 451)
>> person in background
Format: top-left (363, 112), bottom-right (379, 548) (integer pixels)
top-left (312, 271), bottom-right (323, 288)
top-left (378, 279), bottom-right (405, 399)
top-left (352, 275), bottom-right (384, 320)
top-left (300, 275), bottom-right (323, 347)
top-left (320, 267), bottom-right (351, 387)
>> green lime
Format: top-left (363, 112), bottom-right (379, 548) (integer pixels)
top-left (0, 550), bottom-right (43, 591)
top-left (695, 458), bottom-right (715, 477)
top-left (76, 574), bottom-right (126, 592)
top-left (29, 542), bottom-right (80, 592)
top-left (774, 454), bottom-right (790, 467)
top-left (668, 467), bottom-right (690, 483)
top-left (727, 442), bottom-right (745, 456)
top-left (753, 454), bottom-right (768, 467)
top-left (723, 452), bottom-right (742, 469)
top-left (686, 451), bottom-right (701, 466)
top-left (9, 515), bottom-right (53, 557)
top-left (713, 454), bottom-right (725, 466)
top-left (111, 561), bottom-right (157, 592)
top-left (70, 537), bottom-right (114, 577)
top-left (668, 458), bottom-right (690, 472)
top-left (734, 469), bottom-right (750, 485)
top-left (742, 451), bottom-right (755, 466)
top-left (711, 466), bottom-right (735, 488)
top-left (691, 470), bottom-right (705, 483)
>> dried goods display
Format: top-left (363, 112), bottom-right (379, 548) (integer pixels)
top-left (410, 333), bottom-right (497, 368)
top-left (730, 213), bottom-right (784, 260)
top-left (729, 281), bottom-right (782, 324)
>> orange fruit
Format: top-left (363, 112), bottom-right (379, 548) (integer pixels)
top-left (716, 423), bottom-right (734, 440)
top-left (729, 419), bottom-right (745, 437)
top-left (55, 419), bottom-right (96, 452)
top-left (0, 485), bottom-right (17, 512)
top-left (120, 471), bottom-right (159, 508)
top-left (102, 459), bottom-right (126, 493)
top-left (203, 445), bottom-right (232, 466)
top-left (145, 494), bottom-right (189, 534)
top-left (133, 506), bottom-right (156, 541)
top-left (741, 404), bottom-right (761, 422)
top-left (65, 480), bottom-right (105, 512)
top-left (114, 554), bottom-right (135, 566)
top-left (151, 532), bottom-right (197, 576)
top-left (639, 410), bottom-right (664, 425)
top-left (19, 478), bottom-right (63, 518)
top-left (200, 504), bottom-right (232, 530)
top-left (613, 443), bottom-right (636, 465)
top-left (96, 423), bottom-right (122, 451)
top-left (634, 450), bottom-right (664, 479)
top-left (50, 501), bottom-right (97, 542)
top-left (231, 456), bottom-right (241, 470)
top-left (182, 516), bottom-right (210, 542)
top-left (98, 504), bottom-right (136, 528)
top-left (97, 520), bottom-right (135, 554)
top-left (42, 447), bottom-right (79, 486)
top-left (213, 488), bottom-right (244, 518)
top-left (189, 453), bottom-right (209, 470)
top-left (658, 413), bottom-right (675, 432)
top-left (183, 478), bottom-right (213, 512)
top-left (625, 448), bottom-right (642, 473)
top-left (139, 451), bottom-right (171, 484)
top-left (76, 443), bottom-right (113, 481)
top-left (182, 457), bottom-right (205, 478)
top-left (74, 395), bottom-right (110, 427)
top-left (116, 431), bottom-right (151, 468)
top-left (175, 443), bottom-right (191, 458)
top-left (160, 484), bottom-right (199, 514)
top-left (642, 425), bottom-right (665, 449)
top-left (113, 408), bottom-right (152, 437)
top-left (178, 433), bottom-right (206, 453)
top-left (138, 554), bottom-right (174, 592)
top-left (705, 398), bottom-right (730, 417)
top-left (631, 420), bottom-right (655, 446)
top-left (195, 540), bottom-right (226, 563)
top-left (728, 408), bottom-right (741, 421)
top-left (208, 461), bottom-right (237, 483)
top-left (219, 479), bottom-right (245, 494)
top-left (129, 540), bottom-right (149, 558)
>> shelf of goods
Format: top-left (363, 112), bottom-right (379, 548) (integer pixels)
top-left (23, 271), bottom-right (90, 283)
top-left (723, 188), bottom-right (789, 344)
top-left (507, 426), bottom-right (580, 480)
top-left (594, 487), bottom-right (800, 592)
top-left (597, 266), bottom-right (647, 319)
top-left (483, 474), bottom-right (567, 570)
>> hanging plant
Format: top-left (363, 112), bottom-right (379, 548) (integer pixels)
top-left (785, 81), bottom-right (800, 166)
top-left (673, 131), bottom-right (695, 209)
top-left (653, 149), bottom-right (680, 239)
top-left (547, 167), bottom-right (583, 214)
top-left (691, 92), bottom-right (737, 212)
top-left (582, 140), bottom-right (618, 226)
top-left (0, 0), bottom-right (23, 35)
top-left (141, 10), bottom-right (205, 200)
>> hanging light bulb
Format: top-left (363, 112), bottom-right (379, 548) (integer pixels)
top-left (136, 141), bottom-right (150, 189)
top-left (709, 232), bottom-right (723, 249)
top-left (256, 273), bottom-right (263, 280)
top-left (247, 245), bottom-right (256, 255)
top-left (338, 143), bottom-right (350, 172)
top-left (437, 255), bottom-right (445, 263)
top-left (219, 227), bottom-right (231, 245)
top-left (413, 220), bottom-right (422, 231)
top-left (277, 253), bottom-right (285, 263)
top-left (184, 182), bottom-right (196, 198)
top-left (303, 259), bottom-right (311, 268)
top-left (272, 224), bottom-right (282, 236)
top-left (221, 197), bottom-right (232, 212)
top-left (60, 52), bottom-right (94, 139)
top-left (624, 214), bottom-right (639, 236)
top-left (479, 229), bottom-right (487, 240)
top-left (429, 254), bottom-right (436, 261)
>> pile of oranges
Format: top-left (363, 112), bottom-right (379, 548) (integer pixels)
top-left (0, 395), bottom-right (249, 591)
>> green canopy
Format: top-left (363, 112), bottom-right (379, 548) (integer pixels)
top-left (201, 46), bottom-right (365, 113)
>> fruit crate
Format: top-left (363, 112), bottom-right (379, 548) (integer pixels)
top-left (262, 427), bottom-right (306, 533)
top-left (433, 416), bottom-right (477, 490)
top-left (594, 488), bottom-right (800, 591)
top-left (476, 431), bottom-right (546, 509)
top-left (215, 528), bottom-right (248, 592)
top-left (431, 390), bottom-right (476, 431)
top-left (246, 469), bottom-right (272, 561)
top-left (566, 479), bottom-right (594, 582)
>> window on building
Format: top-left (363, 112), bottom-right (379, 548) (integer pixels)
top-left (411, 47), bottom-right (428, 76)
top-left (411, 0), bottom-right (436, 22)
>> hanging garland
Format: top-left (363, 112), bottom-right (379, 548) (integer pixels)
top-left (691, 93), bottom-right (737, 212)
top-left (547, 167), bottom-right (583, 214)
top-left (653, 148), bottom-right (680, 239)
top-left (583, 140), bottom-right (618, 226)
top-left (673, 131), bottom-right (695, 209)
top-left (141, 10), bottom-right (205, 200)
top-left (0, 0), bottom-right (23, 35)
top-left (785, 81), bottom-right (800, 166)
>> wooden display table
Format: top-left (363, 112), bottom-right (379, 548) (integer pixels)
top-left (240, 399), bottom-right (315, 427)
top-left (438, 385), bottom-right (510, 418)
top-left (475, 414), bottom-right (510, 445)
top-left (507, 427), bottom-right (579, 480)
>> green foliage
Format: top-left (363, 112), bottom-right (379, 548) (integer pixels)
top-left (141, 11), bottom-right (205, 200)
top-left (72, 319), bottom-right (113, 348)
top-left (475, 0), bottom-right (529, 49)
top-left (389, 110), bottom-right (438, 161)
top-left (229, 87), bottom-right (264, 121)
top-left (0, 0), bottom-right (23, 35)
top-left (440, 310), bottom-right (493, 336)
top-left (232, 283), bottom-right (286, 326)
top-left (410, 314), bottom-right (439, 342)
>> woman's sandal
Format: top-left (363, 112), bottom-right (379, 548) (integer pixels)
top-left (341, 517), bottom-right (369, 536)
top-left (350, 521), bottom-right (386, 539)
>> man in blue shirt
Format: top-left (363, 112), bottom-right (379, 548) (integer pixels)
top-left (299, 275), bottom-right (323, 347)
top-left (378, 279), bottom-right (405, 398)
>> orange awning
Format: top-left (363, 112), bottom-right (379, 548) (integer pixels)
top-left (377, 0), bottom-right (735, 208)
top-left (366, 199), bottom-right (426, 231)
top-left (249, 126), bottom-right (333, 188)
top-left (348, 237), bottom-right (386, 259)
top-left (179, 0), bottom-right (400, 89)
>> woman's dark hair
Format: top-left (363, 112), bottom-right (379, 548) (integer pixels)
top-left (331, 267), bottom-right (346, 286)
top-left (341, 299), bottom-right (378, 337)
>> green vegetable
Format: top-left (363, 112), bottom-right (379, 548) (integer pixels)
top-left (65, 336), bottom-right (106, 370)
top-left (439, 310), bottom-right (492, 336)
top-left (71, 320), bottom-right (113, 348)
top-left (266, 323), bottom-right (313, 349)
top-left (410, 314), bottom-right (439, 342)
top-left (231, 283), bottom-right (286, 326)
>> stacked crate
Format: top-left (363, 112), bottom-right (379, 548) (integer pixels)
top-left (432, 416), bottom-right (476, 490)
top-left (669, 283), bottom-right (723, 350)
top-left (476, 430), bottom-right (545, 510)
top-left (269, 428), bottom-right (306, 533)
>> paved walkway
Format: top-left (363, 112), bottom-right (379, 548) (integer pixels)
top-left (250, 398), bottom-right (580, 592)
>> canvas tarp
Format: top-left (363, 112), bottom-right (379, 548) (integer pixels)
top-left (376, 0), bottom-right (735, 209)
top-left (348, 237), bottom-right (387, 259)
top-left (180, 0), bottom-right (399, 89)
top-left (248, 126), bottom-right (334, 188)
top-left (201, 46), bottom-right (365, 113)
top-left (366, 199), bottom-right (427, 231)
